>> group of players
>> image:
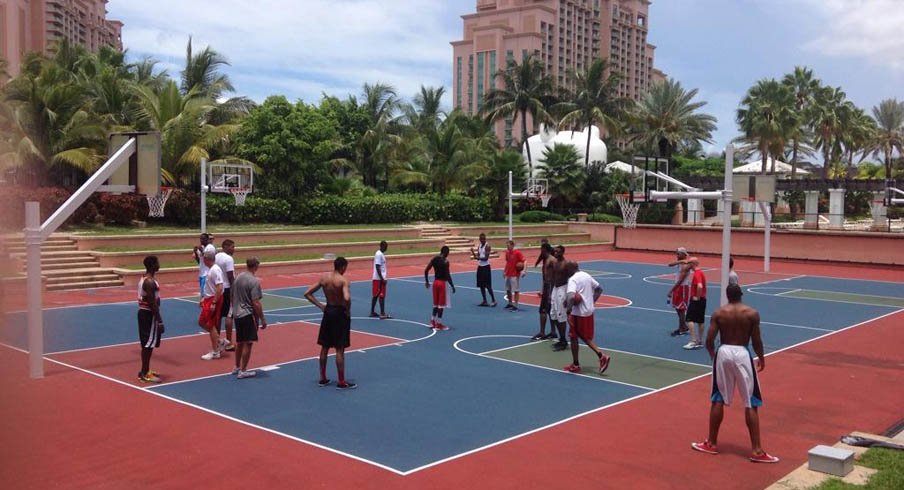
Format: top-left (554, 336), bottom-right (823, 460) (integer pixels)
top-left (135, 232), bottom-right (776, 462)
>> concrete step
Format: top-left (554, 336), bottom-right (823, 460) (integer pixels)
top-left (42, 261), bottom-right (101, 271)
top-left (45, 274), bottom-right (122, 286)
top-left (41, 255), bottom-right (98, 265)
top-left (11, 250), bottom-right (93, 260)
top-left (43, 268), bottom-right (119, 280)
top-left (46, 279), bottom-right (124, 291)
top-left (7, 243), bottom-right (78, 253)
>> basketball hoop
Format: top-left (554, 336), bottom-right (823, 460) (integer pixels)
top-left (145, 186), bottom-right (172, 218)
top-left (616, 193), bottom-right (641, 228)
top-left (229, 187), bottom-right (252, 206)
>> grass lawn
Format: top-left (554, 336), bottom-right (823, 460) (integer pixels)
top-left (95, 235), bottom-right (429, 252)
top-left (812, 448), bottom-right (904, 489)
top-left (120, 247), bottom-right (444, 270)
top-left (67, 223), bottom-right (411, 236)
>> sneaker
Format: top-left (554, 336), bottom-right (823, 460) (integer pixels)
top-left (490, 302), bottom-right (497, 307)
top-left (336, 382), bottom-right (357, 390)
top-left (429, 319), bottom-right (436, 329)
top-left (598, 354), bottom-right (611, 374)
top-left (477, 302), bottom-right (489, 307)
top-left (224, 342), bottom-right (236, 352)
top-left (201, 351), bottom-right (221, 360)
top-left (137, 372), bottom-right (161, 383)
top-left (693, 342), bottom-right (704, 350)
top-left (670, 328), bottom-right (690, 337)
top-left (148, 370), bottom-right (161, 377)
top-left (369, 312), bottom-right (380, 318)
top-left (504, 304), bottom-right (515, 310)
top-left (434, 322), bottom-right (449, 331)
top-left (691, 441), bottom-right (719, 455)
top-left (237, 370), bottom-right (257, 379)
top-left (318, 379), bottom-right (331, 387)
top-left (530, 333), bottom-right (545, 341)
top-left (231, 367), bottom-right (241, 375)
top-left (543, 333), bottom-right (558, 340)
top-left (683, 341), bottom-right (698, 350)
top-left (217, 338), bottom-right (228, 352)
top-left (563, 364), bottom-right (581, 373)
top-left (509, 307), bottom-right (520, 312)
top-left (380, 314), bottom-right (392, 320)
top-left (552, 341), bottom-right (569, 351)
top-left (749, 452), bottom-right (779, 463)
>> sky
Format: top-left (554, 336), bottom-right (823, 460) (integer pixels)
top-left (107, 0), bottom-right (904, 157)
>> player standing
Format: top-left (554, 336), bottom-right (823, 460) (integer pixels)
top-left (425, 246), bottom-right (456, 330)
top-left (562, 262), bottom-right (610, 374)
top-left (370, 241), bottom-right (391, 319)
top-left (305, 257), bottom-right (356, 390)
top-left (137, 255), bottom-right (163, 383)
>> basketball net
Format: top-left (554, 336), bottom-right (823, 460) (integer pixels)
top-left (615, 194), bottom-right (640, 228)
top-left (145, 187), bottom-right (173, 218)
top-left (229, 187), bottom-right (251, 206)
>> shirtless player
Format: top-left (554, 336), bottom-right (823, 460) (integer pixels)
top-left (304, 256), bottom-right (356, 390)
top-left (691, 284), bottom-right (778, 463)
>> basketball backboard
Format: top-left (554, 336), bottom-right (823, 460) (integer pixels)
top-left (209, 162), bottom-right (254, 193)
top-left (104, 131), bottom-right (161, 195)
top-left (732, 174), bottom-right (776, 203)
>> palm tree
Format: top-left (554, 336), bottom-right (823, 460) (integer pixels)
top-left (403, 85), bottom-right (446, 133)
top-left (557, 58), bottom-right (632, 166)
top-left (538, 143), bottom-right (585, 205)
top-left (479, 149), bottom-right (527, 220)
top-left (482, 54), bottom-right (556, 177)
top-left (811, 85), bottom-right (848, 178)
top-left (737, 79), bottom-right (797, 174)
top-left (870, 98), bottom-right (904, 182)
top-left (631, 77), bottom-right (716, 168)
top-left (181, 37), bottom-right (234, 100)
top-left (781, 66), bottom-right (820, 178)
top-left (838, 106), bottom-right (875, 176)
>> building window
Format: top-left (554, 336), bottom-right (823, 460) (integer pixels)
top-left (456, 56), bottom-right (463, 108)
top-left (489, 50), bottom-right (496, 88)
top-left (477, 52), bottom-right (485, 111)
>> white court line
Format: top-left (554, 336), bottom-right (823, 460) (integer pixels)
top-left (746, 288), bottom-right (904, 308)
top-left (776, 288), bottom-right (802, 297)
top-left (145, 317), bottom-right (433, 389)
top-left (454, 335), bottom-right (653, 391)
top-left (0, 342), bottom-right (405, 476)
top-left (478, 338), bottom-right (710, 369)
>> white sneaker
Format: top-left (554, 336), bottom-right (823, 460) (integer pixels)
top-left (201, 351), bottom-right (221, 360)
top-left (693, 342), bottom-right (704, 350)
top-left (237, 370), bottom-right (257, 379)
top-left (231, 367), bottom-right (241, 375)
top-left (217, 338), bottom-right (228, 352)
top-left (683, 341), bottom-right (698, 350)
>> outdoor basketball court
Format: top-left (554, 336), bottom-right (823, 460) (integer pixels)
top-left (2, 255), bottom-right (901, 483)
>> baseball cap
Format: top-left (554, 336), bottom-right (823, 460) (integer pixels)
top-left (676, 247), bottom-right (688, 256)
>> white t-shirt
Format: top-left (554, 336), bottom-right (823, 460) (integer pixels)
top-left (215, 252), bottom-right (235, 288)
top-left (373, 250), bottom-right (387, 280)
top-left (197, 244), bottom-right (216, 277)
top-left (728, 270), bottom-right (739, 286)
top-left (203, 264), bottom-right (224, 298)
top-left (567, 271), bottom-right (600, 317)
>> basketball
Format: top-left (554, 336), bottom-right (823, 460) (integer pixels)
top-left (515, 262), bottom-right (524, 272)
top-left (573, 292), bottom-right (584, 304)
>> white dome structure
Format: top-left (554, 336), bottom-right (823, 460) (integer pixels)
top-left (522, 125), bottom-right (607, 168)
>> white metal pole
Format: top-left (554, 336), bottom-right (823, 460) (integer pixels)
top-left (720, 145), bottom-right (734, 307)
top-left (200, 157), bottom-right (207, 234)
top-left (759, 201), bottom-right (772, 273)
top-left (508, 171), bottom-right (513, 241)
top-left (25, 202), bottom-right (44, 378)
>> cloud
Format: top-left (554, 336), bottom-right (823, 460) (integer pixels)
top-left (799, 0), bottom-right (904, 70)
top-left (108, 0), bottom-right (466, 104)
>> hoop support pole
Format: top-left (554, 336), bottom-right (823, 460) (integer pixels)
top-left (649, 190), bottom-right (722, 201)
top-left (720, 145), bottom-right (734, 307)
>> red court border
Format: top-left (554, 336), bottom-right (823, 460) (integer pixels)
top-left (1, 249), bottom-right (902, 489)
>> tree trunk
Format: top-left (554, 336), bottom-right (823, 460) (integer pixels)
top-left (822, 143), bottom-right (830, 179)
top-left (761, 143), bottom-right (768, 174)
top-left (584, 119), bottom-right (592, 166)
top-left (791, 139), bottom-right (799, 179)
top-left (521, 110), bottom-right (532, 179)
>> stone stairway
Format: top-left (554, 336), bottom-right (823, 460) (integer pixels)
top-left (416, 224), bottom-right (498, 258)
top-left (5, 235), bottom-right (124, 291)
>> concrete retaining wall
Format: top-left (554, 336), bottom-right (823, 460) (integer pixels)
top-left (614, 225), bottom-right (904, 265)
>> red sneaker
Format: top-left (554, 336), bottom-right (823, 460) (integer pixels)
top-left (598, 354), bottom-right (611, 374)
top-left (749, 452), bottom-right (779, 463)
top-left (691, 441), bottom-right (718, 455)
top-left (434, 322), bottom-right (449, 331)
top-left (429, 319), bottom-right (436, 329)
top-left (563, 364), bottom-right (581, 373)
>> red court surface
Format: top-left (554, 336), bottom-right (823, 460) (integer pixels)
top-left (1, 249), bottom-right (902, 489)
top-left (49, 321), bottom-right (401, 386)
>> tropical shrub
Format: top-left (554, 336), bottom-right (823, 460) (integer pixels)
top-left (519, 210), bottom-right (566, 223)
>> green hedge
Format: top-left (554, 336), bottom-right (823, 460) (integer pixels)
top-left (587, 213), bottom-right (622, 223)
top-left (519, 210), bottom-right (566, 222)
top-left (291, 194), bottom-right (491, 224)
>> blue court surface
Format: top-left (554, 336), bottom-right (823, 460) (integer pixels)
top-left (2, 259), bottom-right (901, 474)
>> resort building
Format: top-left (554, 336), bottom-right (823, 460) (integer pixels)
top-left (451, 0), bottom-right (660, 147)
top-left (1, 0), bottom-right (123, 78)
